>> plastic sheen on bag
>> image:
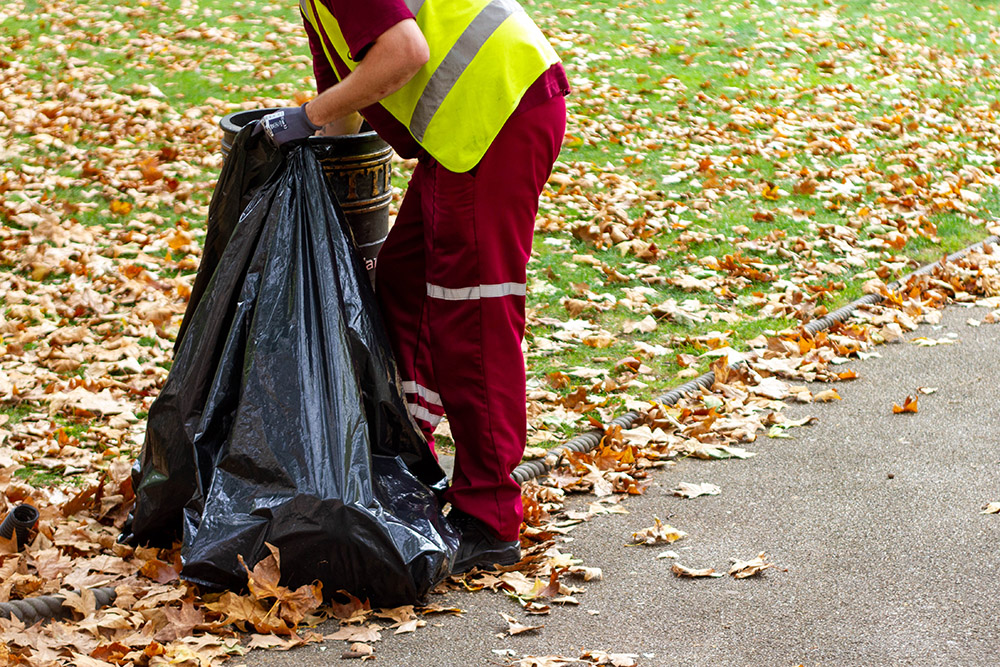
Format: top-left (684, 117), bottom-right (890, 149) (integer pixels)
top-left (123, 126), bottom-right (458, 606)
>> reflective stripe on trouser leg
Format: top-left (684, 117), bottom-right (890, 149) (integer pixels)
top-left (403, 380), bottom-right (445, 432)
top-left (375, 168), bottom-right (442, 456)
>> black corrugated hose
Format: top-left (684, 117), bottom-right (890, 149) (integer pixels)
top-left (512, 234), bottom-right (1000, 484)
top-left (0, 587), bottom-right (118, 624)
top-left (0, 504), bottom-right (119, 624)
top-left (0, 503), bottom-right (39, 551)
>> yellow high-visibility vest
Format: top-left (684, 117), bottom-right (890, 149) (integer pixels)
top-left (300, 0), bottom-right (559, 173)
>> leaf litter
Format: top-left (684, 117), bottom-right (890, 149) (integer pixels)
top-left (4, 0), bottom-right (1000, 664)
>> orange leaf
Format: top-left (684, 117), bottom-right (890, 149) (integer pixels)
top-left (140, 557), bottom-right (180, 584)
top-left (109, 200), bottom-right (133, 215)
top-left (138, 157), bottom-right (163, 183)
top-left (793, 178), bottom-right (818, 195)
top-left (238, 543), bottom-right (324, 629)
top-left (892, 395), bottom-right (918, 414)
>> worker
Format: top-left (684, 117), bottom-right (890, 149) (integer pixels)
top-left (257, 0), bottom-right (568, 574)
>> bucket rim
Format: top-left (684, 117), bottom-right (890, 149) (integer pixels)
top-left (219, 108), bottom-right (384, 145)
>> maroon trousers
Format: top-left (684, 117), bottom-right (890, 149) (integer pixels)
top-left (375, 96), bottom-right (566, 541)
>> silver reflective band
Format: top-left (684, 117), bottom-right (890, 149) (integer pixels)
top-left (408, 403), bottom-right (444, 428)
top-left (402, 381), bottom-right (443, 406)
top-left (299, 0), bottom-right (310, 17)
top-left (404, 0), bottom-right (426, 15)
top-left (426, 282), bottom-right (527, 300)
top-left (409, 0), bottom-right (524, 141)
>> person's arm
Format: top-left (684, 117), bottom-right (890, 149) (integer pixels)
top-left (305, 18), bottom-right (428, 127)
top-left (258, 18), bottom-right (427, 146)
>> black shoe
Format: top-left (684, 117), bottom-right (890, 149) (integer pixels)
top-left (448, 509), bottom-right (521, 575)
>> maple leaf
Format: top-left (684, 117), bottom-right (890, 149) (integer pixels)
top-left (246, 634), bottom-right (301, 650)
top-left (61, 587), bottom-right (97, 618)
top-left (342, 641), bottom-right (375, 659)
top-left (813, 388), bottom-right (842, 402)
top-left (761, 182), bottom-right (781, 200)
top-left (672, 562), bottom-right (724, 578)
top-left (328, 589), bottom-right (372, 624)
top-left (729, 552), bottom-right (775, 579)
top-left (793, 177), bottom-right (818, 195)
top-left (515, 657), bottom-right (578, 667)
top-left (138, 157), bottom-right (164, 183)
top-left (204, 591), bottom-right (270, 632)
top-left (108, 200), bottom-right (133, 215)
top-left (631, 517), bottom-right (686, 545)
top-left (892, 395), bottom-right (918, 414)
top-left (500, 611), bottom-right (543, 636)
top-left (671, 482), bottom-right (721, 499)
top-left (139, 554), bottom-right (180, 584)
top-left (325, 623), bottom-right (383, 643)
top-left (238, 543), bottom-right (323, 627)
top-left (154, 598), bottom-right (207, 641)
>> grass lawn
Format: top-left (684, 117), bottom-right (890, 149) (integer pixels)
top-left (2, 0), bottom-right (999, 472)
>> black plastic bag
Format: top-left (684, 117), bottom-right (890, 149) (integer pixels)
top-left (123, 126), bottom-right (458, 605)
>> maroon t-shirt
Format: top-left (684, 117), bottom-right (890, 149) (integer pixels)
top-left (303, 0), bottom-right (569, 160)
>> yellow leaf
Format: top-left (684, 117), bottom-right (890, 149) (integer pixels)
top-left (813, 388), bottom-right (841, 402)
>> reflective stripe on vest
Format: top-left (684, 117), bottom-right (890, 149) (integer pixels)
top-left (301, 0), bottom-right (558, 173)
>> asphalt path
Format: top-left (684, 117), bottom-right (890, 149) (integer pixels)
top-left (238, 303), bottom-right (1000, 667)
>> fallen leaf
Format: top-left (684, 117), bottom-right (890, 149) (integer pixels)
top-left (580, 650), bottom-right (641, 666)
top-left (631, 517), bottom-right (687, 545)
top-left (729, 552), bottom-right (775, 578)
top-left (671, 563), bottom-right (724, 578)
top-left (514, 656), bottom-right (577, 667)
top-left (671, 482), bottom-right (721, 499)
top-left (813, 388), bottom-right (842, 402)
top-left (500, 611), bottom-right (544, 636)
top-left (325, 624), bottom-right (382, 643)
top-left (342, 642), bottom-right (375, 659)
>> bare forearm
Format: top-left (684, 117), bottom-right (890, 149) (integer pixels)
top-left (304, 19), bottom-right (428, 127)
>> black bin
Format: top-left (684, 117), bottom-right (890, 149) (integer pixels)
top-left (220, 109), bottom-right (392, 282)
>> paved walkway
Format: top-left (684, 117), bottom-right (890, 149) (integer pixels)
top-left (241, 303), bottom-right (1000, 666)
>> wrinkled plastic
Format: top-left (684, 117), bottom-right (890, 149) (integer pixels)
top-left (124, 126), bottom-right (458, 605)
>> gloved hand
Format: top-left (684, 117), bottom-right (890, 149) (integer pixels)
top-left (255, 103), bottom-right (321, 147)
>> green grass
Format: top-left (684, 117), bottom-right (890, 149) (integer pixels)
top-left (3, 0), bottom-right (999, 467)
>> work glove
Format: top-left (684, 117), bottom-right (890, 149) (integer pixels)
top-left (255, 103), bottom-right (321, 147)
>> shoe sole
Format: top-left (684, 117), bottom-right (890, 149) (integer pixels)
top-left (450, 549), bottom-right (521, 575)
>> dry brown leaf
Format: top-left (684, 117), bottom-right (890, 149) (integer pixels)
top-left (500, 611), bottom-right (544, 636)
top-left (581, 650), bottom-right (641, 666)
top-left (729, 552), bottom-right (775, 579)
top-left (342, 642), bottom-right (375, 659)
top-left (671, 563), bottom-right (724, 578)
top-left (631, 517), bottom-right (686, 545)
top-left (671, 482), bottom-right (721, 499)
top-left (325, 624), bottom-right (382, 643)
top-left (813, 388), bottom-right (842, 402)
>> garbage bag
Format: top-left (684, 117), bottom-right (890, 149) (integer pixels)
top-left (123, 125), bottom-right (458, 605)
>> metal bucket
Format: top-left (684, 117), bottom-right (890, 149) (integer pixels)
top-left (219, 109), bottom-right (392, 283)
